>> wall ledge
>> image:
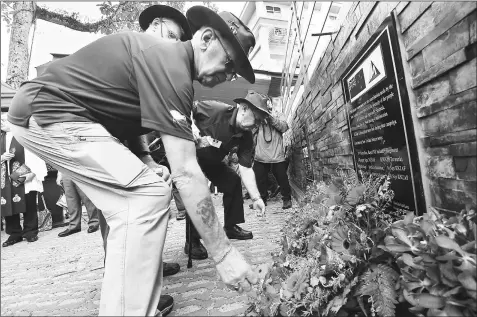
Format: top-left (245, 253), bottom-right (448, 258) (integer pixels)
top-left (417, 87), bottom-right (477, 118)
top-left (421, 129), bottom-right (477, 148)
top-left (412, 42), bottom-right (477, 89)
top-left (406, 3), bottom-right (476, 60)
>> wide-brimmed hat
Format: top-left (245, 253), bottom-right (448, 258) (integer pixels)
top-left (234, 90), bottom-right (271, 116)
top-left (139, 5), bottom-right (192, 41)
top-left (186, 6), bottom-right (256, 83)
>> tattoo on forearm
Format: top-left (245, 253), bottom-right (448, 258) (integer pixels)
top-left (196, 196), bottom-right (217, 228)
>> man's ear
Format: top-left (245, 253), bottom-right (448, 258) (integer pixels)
top-left (199, 27), bottom-right (215, 51)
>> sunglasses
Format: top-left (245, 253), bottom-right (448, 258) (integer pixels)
top-left (214, 32), bottom-right (238, 81)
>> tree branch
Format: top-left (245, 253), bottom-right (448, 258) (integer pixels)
top-left (34, 3), bottom-right (126, 33)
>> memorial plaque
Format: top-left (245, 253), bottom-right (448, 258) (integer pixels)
top-left (341, 16), bottom-right (424, 214)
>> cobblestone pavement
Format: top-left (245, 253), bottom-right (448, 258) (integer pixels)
top-left (1, 193), bottom-right (289, 316)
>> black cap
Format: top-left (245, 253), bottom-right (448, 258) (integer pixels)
top-left (139, 5), bottom-right (192, 41)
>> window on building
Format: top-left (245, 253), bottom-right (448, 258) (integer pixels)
top-left (330, 4), bottom-right (341, 15)
top-left (266, 6), bottom-right (281, 14)
top-left (274, 27), bottom-right (287, 37)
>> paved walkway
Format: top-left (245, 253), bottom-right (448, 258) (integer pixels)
top-left (1, 194), bottom-right (288, 316)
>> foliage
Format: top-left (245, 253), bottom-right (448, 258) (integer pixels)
top-left (245, 168), bottom-right (476, 317)
top-left (1, 1), bottom-right (219, 35)
top-left (246, 170), bottom-right (404, 317)
top-left (2, 0), bottom-right (219, 88)
top-left (380, 206), bottom-right (476, 317)
top-left (359, 264), bottom-right (399, 317)
top-left (1, 1), bottom-right (14, 33)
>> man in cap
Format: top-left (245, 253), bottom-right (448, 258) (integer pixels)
top-left (99, 2), bottom-right (190, 263)
top-left (183, 91), bottom-right (269, 260)
top-left (139, 4), bottom-right (192, 41)
top-left (8, 5), bottom-right (258, 316)
top-left (139, 4), bottom-right (193, 223)
top-left (94, 5), bottom-right (192, 315)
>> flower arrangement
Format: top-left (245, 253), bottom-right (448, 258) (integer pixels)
top-left (246, 170), bottom-right (404, 317)
top-left (245, 169), bottom-right (476, 317)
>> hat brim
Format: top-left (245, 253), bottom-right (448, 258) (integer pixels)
top-left (139, 5), bottom-right (192, 41)
top-left (233, 98), bottom-right (271, 116)
top-left (187, 6), bottom-right (255, 84)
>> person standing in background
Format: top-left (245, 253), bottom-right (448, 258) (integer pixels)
top-left (1, 112), bottom-right (47, 247)
top-left (56, 171), bottom-right (100, 237)
top-left (252, 97), bottom-right (293, 209)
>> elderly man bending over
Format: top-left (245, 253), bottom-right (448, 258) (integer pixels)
top-left (7, 6), bottom-right (258, 316)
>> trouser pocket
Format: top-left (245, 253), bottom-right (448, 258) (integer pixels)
top-left (76, 135), bottom-right (121, 143)
top-left (60, 123), bottom-right (146, 188)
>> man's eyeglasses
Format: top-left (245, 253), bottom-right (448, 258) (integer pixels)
top-left (160, 23), bottom-right (179, 41)
top-left (214, 32), bottom-right (238, 81)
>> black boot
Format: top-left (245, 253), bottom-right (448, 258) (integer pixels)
top-left (184, 240), bottom-right (208, 260)
top-left (282, 199), bottom-right (292, 209)
top-left (2, 236), bottom-right (23, 247)
top-left (163, 262), bottom-right (180, 277)
top-left (224, 225), bottom-right (253, 240)
top-left (156, 295), bottom-right (174, 316)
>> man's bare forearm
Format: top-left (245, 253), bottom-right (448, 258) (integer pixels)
top-left (161, 134), bottom-right (231, 261)
top-left (173, 166), bottom-right (231, 260)
top-left (239, 165), bottom-right (260, 200)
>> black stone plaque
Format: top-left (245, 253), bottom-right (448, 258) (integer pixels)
top-left (341, 15), bottom-right (424, 214)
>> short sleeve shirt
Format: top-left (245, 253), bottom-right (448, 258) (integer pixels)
top-left (193, 100), bottom-right (255, 168)
top-left (7, 32), bottom-right (195, 142)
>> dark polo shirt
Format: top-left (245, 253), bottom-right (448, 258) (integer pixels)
top-left (8, 32), bottom-right (195, 142)
top-left (193, 100), bottom-right (254, 168)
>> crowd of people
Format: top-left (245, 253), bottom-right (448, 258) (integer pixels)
top-left (1, 4), bottom-right (292, 316)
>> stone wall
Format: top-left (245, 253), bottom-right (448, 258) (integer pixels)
top-left (286, 2), bottom-right (476, 212)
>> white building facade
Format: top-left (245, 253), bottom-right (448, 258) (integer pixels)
top-left (239, 1), bottom-right (352, 113)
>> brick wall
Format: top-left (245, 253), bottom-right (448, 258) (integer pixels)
top-left (286, 2), bottom-right (476, 212)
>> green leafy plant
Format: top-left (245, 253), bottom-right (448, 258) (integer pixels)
top-left (358, 264), bottom-right (399, 317)
top-left (246, 170), bottom-right (404, 317)
top-left (380, 206), bottom-right (476, 317)
top-left (246, 168), bottom-right (476, 317)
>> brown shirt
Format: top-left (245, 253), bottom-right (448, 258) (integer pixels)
top-left (8, 32), bottom-right (195, 142)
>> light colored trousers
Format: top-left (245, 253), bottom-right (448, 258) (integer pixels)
top-left (10, 118), bottom-right (171, 316)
